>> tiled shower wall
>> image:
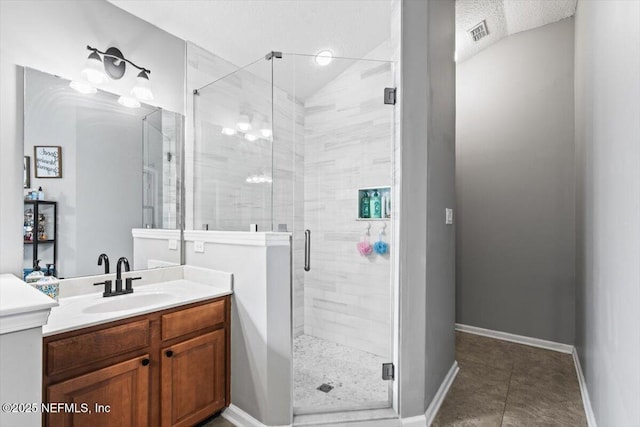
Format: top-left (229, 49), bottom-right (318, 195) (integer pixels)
top-left (302, 44), bottom-right (394, 358)
top-left (187, 43), bottom-right (396, 352)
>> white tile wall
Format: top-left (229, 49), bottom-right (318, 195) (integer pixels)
top-left (301, 49), bottom-right (394, 358)
top-left (187, 45), bottom-right (397, 351)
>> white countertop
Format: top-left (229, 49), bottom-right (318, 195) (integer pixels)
top-left (0, 274), bottom-right (58, 334)
top-left (43, 279), bottom-right (231, 337)
top-left (0, 274), bottom-right (58, 316)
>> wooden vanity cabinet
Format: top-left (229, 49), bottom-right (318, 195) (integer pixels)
top-left (161, 330), bottom-right (226, 427)
top-left (47, 355), bottom-right (150, 427)
top-left (43, 295), bottom-right (230, 427)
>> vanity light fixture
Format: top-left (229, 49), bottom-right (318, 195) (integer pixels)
top-left (237, 114), bottom-right (252, 132)
top-left (314, 50), bottom-right (333, 66)
top-left (244, 134), bottom-right (258, 142)
top-left (221, 127), bottom-right (237, 136)
top-left (81, 45), bottom-right (154, 104)
top-left (69, 80), bottom-right (97, 94)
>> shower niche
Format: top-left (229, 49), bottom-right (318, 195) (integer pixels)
top-left (357, 186), bottom-right (391, 220)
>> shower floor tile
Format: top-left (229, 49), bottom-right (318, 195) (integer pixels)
top-left (293, 334), bottom-right (389, 412)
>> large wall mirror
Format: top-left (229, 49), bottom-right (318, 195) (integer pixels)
top-left (23, 67), bottom-right (183, 279)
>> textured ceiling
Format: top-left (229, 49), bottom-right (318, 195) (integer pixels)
top-left (107, 0), bottom-right (391, 99)
top-left (456, 0), bottom-right (577, 63)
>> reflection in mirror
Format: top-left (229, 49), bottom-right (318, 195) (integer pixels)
top-left (23, 67), bottom-right (183, 279)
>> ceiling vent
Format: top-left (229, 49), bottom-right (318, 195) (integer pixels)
top-left (468, 20), bottom-right (489, 42)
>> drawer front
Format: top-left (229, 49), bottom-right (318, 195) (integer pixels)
top-left (46, 319), bottom-right (150, 377)
top-left (162, 299), bottom-right (225, 342)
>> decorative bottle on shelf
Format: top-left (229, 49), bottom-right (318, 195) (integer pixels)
top-left (361, 192), bottom-right (370, 218)
top-left (370, 190), bottom-right (382, 218)
top-left (24, 208), bottom-right (34, 241)
top-left (38, 186), bottom-right (44, 200)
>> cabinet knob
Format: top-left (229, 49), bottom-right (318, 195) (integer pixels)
top-left (141, 358), bottom-right (150, 366)
top-left (165, 350), bottom-right (173, 358)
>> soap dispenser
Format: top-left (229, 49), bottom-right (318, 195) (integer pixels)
top-left (370, 190), bottom-right (382, 218)
top-left (25, 260), bottom-right (44, 283)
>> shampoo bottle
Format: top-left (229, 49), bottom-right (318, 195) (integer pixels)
top-left (370, 190), bottom-right (382, 218)
top-left (361, 192), bottom-right (371, 218)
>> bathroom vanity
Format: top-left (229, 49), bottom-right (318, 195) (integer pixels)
top-left (41, 266), bottom-right (232, 427)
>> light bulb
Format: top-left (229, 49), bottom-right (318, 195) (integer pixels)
top-left (260, 128), bottom-right (272, 139)
top-left (118, 96), bottom-right (141, 108)
top-left (314, 50), bottom-right (333, 66)
top-left (237, 114), bottom-right (252, 132)
top-left (130, 70), bottom-right (154, 101)
top-left (81, 51), bottom-right (108, 85)
top-left (221, 127), bottom-right (237, 136)
top-left (69, 80), bottom-right (97, 94)
top-left (244, 134), bottom-right (258, 142)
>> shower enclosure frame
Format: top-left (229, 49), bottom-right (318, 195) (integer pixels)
top-left (191, 50), bottom-right (401, 422)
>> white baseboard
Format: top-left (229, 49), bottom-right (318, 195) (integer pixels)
top-left (222, 404), bottom-right (292, 427)
top-left (455, 323), bottom-right (573, 354)
top-left (572, 348), bottom-right (598, 427)
top-left (424, 361), bottom-right (459, 426)
top-left (400, 414), bottom-right (427, 427)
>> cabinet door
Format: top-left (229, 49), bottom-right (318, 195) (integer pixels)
top-left (47, 355), bottom-right (150, 427)
top-left (161, 329), bottom-right (226, 427)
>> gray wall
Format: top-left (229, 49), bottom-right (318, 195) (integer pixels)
top-left (456, 18), bottom-right (576, 344)
top-left (424, 0), bottom-right (457, 411)
top-left (398, 0), bottom-right (456, 418)
top-left (574, 1), bottom-right (640, 425)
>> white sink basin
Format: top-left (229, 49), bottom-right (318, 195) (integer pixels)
top-left (43, 266), bottom-right (234, 337)
top-left (82, 292), bottom-right (175, 314)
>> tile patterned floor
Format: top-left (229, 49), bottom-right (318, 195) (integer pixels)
top-left (200, 415), bottom-right (235, 427)
top-left (432, 331), bottom-right (588, 427)
top-left (293, 334), bottom-right (389, 411)
top-left (202, 331), bottom-right (588, 427)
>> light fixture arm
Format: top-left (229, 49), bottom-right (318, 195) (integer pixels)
top-left (86, 45), bottom-right (151, 75)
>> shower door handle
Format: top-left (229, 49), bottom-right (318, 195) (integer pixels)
top-left (304, 229), bottom-right (311, 272)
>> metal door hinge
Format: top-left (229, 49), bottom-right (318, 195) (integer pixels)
top-left (384, 87), bottom-right (396, 105)
top-left (382, 362), bottom-right (394, 380)
top-left (265, 51), bottom-right (283, 60)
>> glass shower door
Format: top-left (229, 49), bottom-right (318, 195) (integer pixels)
top-left (142, 109), bottom-right (181, 230)
top-left (192, 58), bottom-right (274, 231)
top-left (274, 54), bottom-right (396, 414)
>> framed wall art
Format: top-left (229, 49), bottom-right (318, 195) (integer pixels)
top-left (34, 146), bottom-right (62, 178)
